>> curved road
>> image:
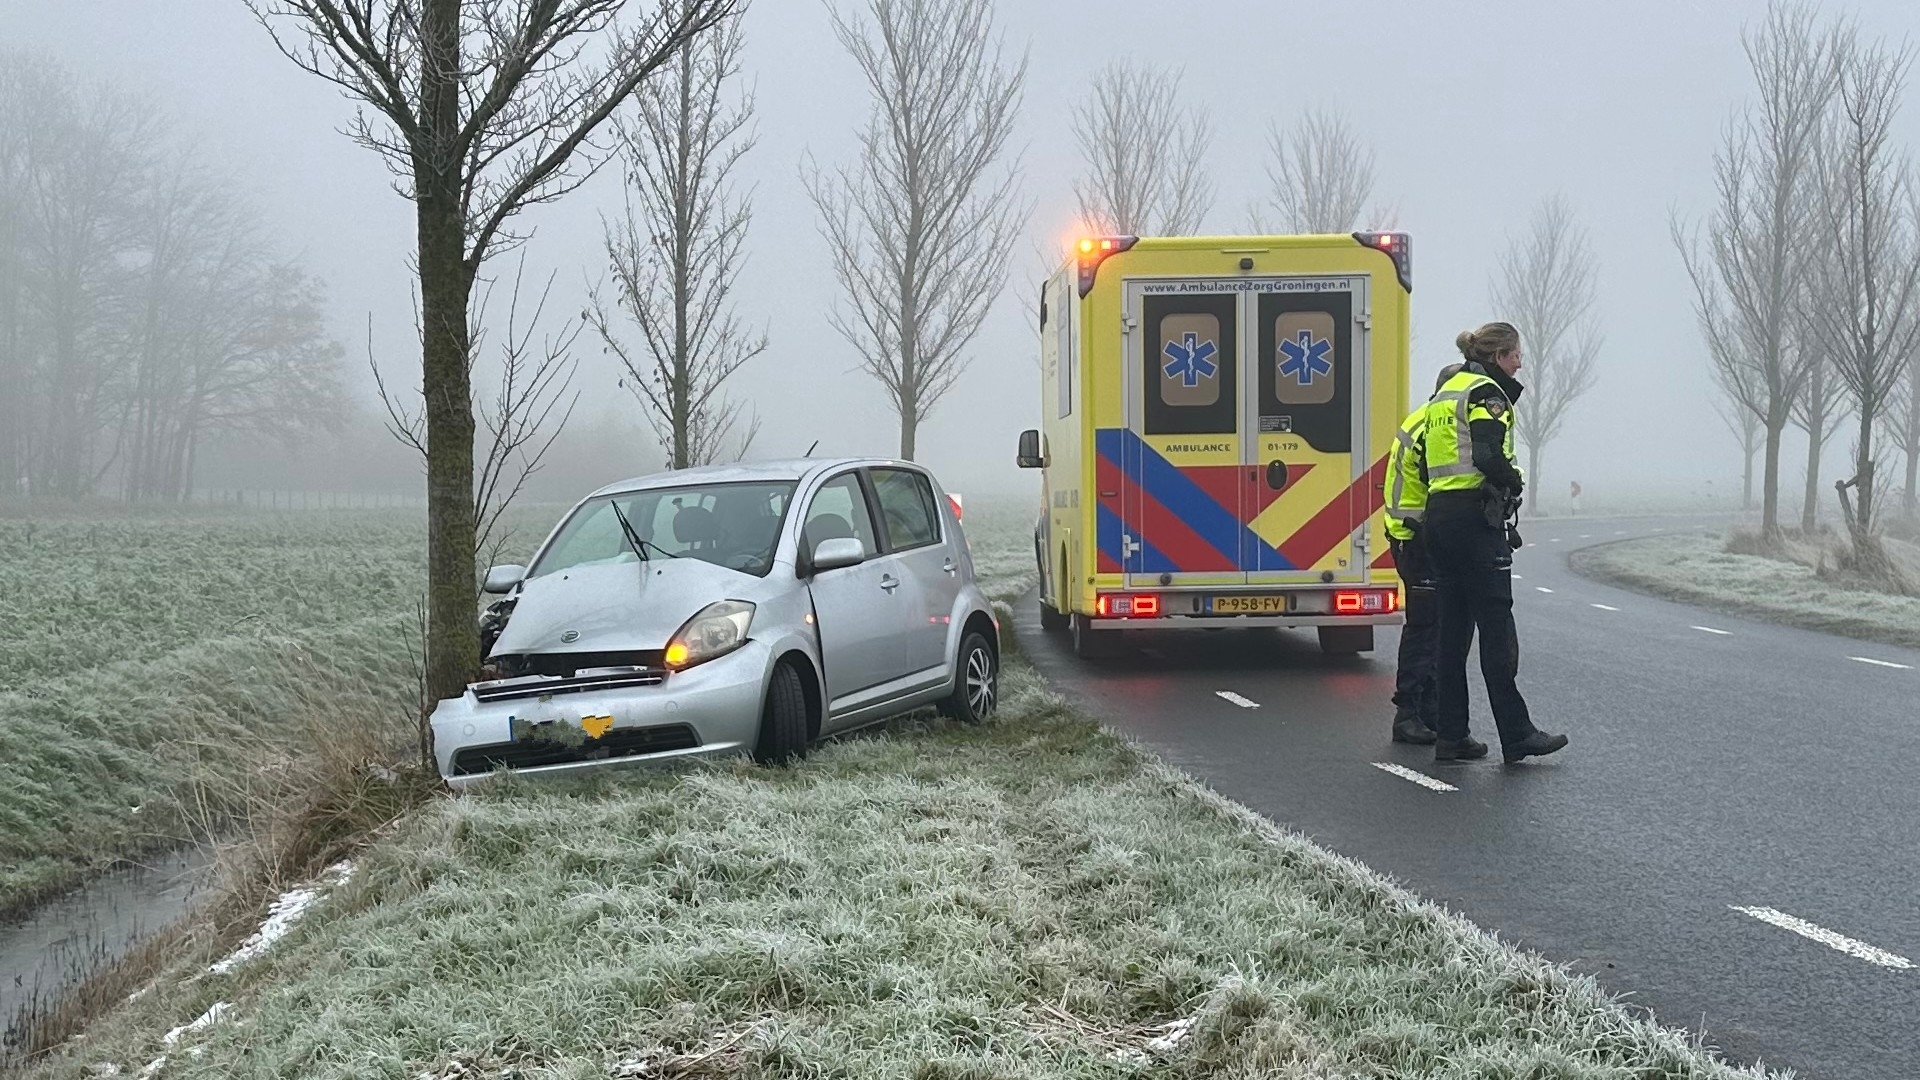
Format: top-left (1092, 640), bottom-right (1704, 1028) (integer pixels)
top-left (1016, 516), bottom-right (1918, 1080)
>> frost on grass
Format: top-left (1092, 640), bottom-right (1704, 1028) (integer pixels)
top-left (1574, 531), bottom-right (1920, 648)
top-left (209, 861), bottom-right (353, 975)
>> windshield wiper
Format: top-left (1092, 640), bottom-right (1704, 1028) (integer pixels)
top-left (607, 498), bottom-right (679, 562)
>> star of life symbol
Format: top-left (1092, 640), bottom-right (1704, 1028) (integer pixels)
top-left (1162, 332), bottom-right (1219, 388)
top-left (1278, 329), bottom-right (1333, 386)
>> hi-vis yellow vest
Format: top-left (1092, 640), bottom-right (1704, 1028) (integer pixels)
top-left (1382, 407), bottom-right (1429, 542)
top-left (1422, 370), bottom-right (1518, 494)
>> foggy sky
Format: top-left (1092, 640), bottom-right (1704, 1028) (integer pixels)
top-left (6, 0), bottom-right (1919, 503)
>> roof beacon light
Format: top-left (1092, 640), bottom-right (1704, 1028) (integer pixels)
top-left (1076, 235), bottom-right (1139, 297)
top-left (1353, 231), bottom-right (1412, 293)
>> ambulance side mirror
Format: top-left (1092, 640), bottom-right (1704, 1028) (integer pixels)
top-left (1017, 429), bottom-right (1048, 469)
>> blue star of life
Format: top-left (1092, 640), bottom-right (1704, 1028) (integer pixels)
top-left (1278, 330), bottom-right (1333, 385)
top-left (1163, 332), bottom-right (1218, 388)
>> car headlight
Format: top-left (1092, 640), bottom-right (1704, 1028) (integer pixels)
top-left (665, 600), bottom-right (755, 669)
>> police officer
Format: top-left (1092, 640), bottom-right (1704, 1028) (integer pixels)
top-left (1382, 362), bottom-right (1463, 744)
top-left (1420, 322), bottom-right (1568, 764)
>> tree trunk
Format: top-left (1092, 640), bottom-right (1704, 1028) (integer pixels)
top-left (1853, 408), bottom-right (1876, 536)
top-left (1526, 442), bottom-right (1541, 519)
top-left (1802, 419), bottom-right (1823, 533)
top-left (1904, 442), bottom-right (1917, 519)
top-left (420, 0), bottom-right (480, 703)
top-left (1761, 418), bottom-right (1784, 537)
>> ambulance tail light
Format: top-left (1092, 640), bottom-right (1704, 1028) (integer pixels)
top-left (1077, 235), bottom-right (1139, 297)
top-left (1095, 592), bottom-right (1160, 618)
top-left (1334, 589), bottom-right (1398, 615)
top-left (1353, 230), bottom-right (1412, 294)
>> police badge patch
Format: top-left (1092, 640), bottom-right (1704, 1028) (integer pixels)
top-left (1482, 398), bottom-right (1509, 419)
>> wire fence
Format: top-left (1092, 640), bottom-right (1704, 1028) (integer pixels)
top-left (185, 489), bottom-right (426, 511)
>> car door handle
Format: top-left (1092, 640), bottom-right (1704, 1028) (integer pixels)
top-left (942, 558), bottom-right (958, 575)
top-left (880, 575), bottom-right (899, 593)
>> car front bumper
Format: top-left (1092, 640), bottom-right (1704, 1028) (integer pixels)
top-left (430, 640), bottom-right (771, 789)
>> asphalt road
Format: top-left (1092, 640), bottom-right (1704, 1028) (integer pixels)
top-left (1016, 515), bottom-right (1919, 1080)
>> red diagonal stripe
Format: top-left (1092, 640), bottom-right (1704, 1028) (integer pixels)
top-left (1098, 448), bottom-right (1235, 572)
top-left (1274, 455), bottom-right (1391, 569)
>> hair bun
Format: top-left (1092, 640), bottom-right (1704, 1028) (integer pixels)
top-left (1455, 330), bottom-right (1477, 357)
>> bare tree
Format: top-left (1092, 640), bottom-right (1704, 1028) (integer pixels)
top-left (1252, 107), bottom-right (1383, 233)
top-left (589, 7), bottom-right (763, 470)
top-left (1895, 337), bottom-right (1920, 518)
top-left (374, 256), bottom-right (579, 572)
top-left (1712, 376), bottom-right (1762, 510)
top-left (805, 0), bottom-right (1027, 461)
top-left (247, 0), bottom-right (735, 699)
top-left (1673, 1), bottom-right (1837, 540)
top-left (1070, 60), bottom-right (1211, 236)
top-left (1805, 29), bottom-right (1920, 569)
top-left (1490, 195), bottom-right (1602, 515)
top-left (1787, 313), bottom-right (1847, 530)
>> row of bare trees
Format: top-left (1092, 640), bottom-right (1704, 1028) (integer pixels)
top-left (0, 54), bottom-right (344, 502)
top-left (1678, 0), bottom-right (1920, 576)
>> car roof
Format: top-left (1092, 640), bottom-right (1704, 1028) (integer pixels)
top-left (586, 457), bottom-right (928, 498)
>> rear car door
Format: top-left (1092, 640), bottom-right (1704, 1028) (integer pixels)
top-left (868, 467), bottom-right (959, 684)
top-left (801, 471), bottom-right (903, 707)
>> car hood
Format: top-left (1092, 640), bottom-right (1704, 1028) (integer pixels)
top-left (489, 556), bottom-right (762, 656)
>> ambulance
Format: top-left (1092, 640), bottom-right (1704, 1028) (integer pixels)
top-left (1018, 232), bottom-right (1412, 658)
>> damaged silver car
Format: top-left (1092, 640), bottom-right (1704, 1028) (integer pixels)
top-left (432, 458), bottom-right (1000, 787)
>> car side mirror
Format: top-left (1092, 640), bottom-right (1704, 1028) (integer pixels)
top-left (1017, 429), bottom-right (1048, 469)
top-left (810, 537), bottom-right (866, 573)
top-left (482, 564), bottom-right (526, 595)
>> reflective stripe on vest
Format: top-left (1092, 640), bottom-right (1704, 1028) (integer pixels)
top-left (1423, 372), bottom-right (1515, 491)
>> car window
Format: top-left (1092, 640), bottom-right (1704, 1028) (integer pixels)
top-left (802, 473), bottom-right (878, 558)
top-left (870, 468), bottom-right (940, 551)
top-left (531, 482), bottom-right (793, 579)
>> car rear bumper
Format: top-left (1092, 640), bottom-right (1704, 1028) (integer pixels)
top-left (430, 640), bottom-right (772, 789)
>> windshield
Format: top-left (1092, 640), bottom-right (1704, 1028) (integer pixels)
top-left (530, 481), bottom-right (796, 579)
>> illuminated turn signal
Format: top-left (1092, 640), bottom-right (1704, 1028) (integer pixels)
top-left (664, 642), bottom-right (690, 667)
top-left (1078, 238), bottom-right (1095, 254)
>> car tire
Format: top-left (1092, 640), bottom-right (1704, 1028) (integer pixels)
top-left (939, 630), bottom-right (998, 724)
top-left (1317, 625), bottom-right (1375, 655)
top-left (1071, 613), bottom-right (1117, 659)
top-left (753, 662), bottom-right (810, 765)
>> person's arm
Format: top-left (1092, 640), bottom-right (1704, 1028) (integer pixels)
top-left (1469, 420), bottom-right (1523, 491)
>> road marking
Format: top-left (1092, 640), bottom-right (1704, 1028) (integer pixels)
top-left (1215, 691), bottom-right (1260, 709)
top-left (1580, 533), bottom-right (1592, 538)
top-left (1371, 762), bottom-right (1458, 792)
top-left (1535, 587), bottom-right (1554, 594)
top-left (1691, 625), bottom-right (1733, 636)
top-left (1512, 574), bottom-right (1523, 580)
top-left (1729, 906), bottom-right (1914, 969)
top-left (1614, 530), bottom-right (1626, 535)
top-left (1549, 537), bottom-right (1563, 543)
top-left (1849, 656), bottom-right (1914, 670)
top-left (1591, 603), bottom-right (1620, 612)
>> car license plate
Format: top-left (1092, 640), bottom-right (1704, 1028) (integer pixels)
top-left (1208, 595), bottom-right (1289, 614)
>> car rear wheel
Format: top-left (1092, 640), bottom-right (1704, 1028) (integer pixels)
top-left (1318, 625), bottom-right (1375, 655)
top-left (754, 662), bottom-right (810, 765)
top-left (939, 631), bottom-right (998, 724)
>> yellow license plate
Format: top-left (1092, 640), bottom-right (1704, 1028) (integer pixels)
top-left (1210, 595), bottom-right (1290, 614)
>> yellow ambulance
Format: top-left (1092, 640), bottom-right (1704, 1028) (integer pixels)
top-left (1017, 232), bottom-right (1412, 658)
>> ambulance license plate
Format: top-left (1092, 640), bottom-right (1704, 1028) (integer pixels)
top-left (1208, 595), bottom-right (1290, 614)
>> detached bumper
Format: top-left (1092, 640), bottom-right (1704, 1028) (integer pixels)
top-left (430, 641), bottom-right (771, 789)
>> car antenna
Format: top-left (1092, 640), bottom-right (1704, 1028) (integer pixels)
top-left (804, 440), bottom-right (819, 457)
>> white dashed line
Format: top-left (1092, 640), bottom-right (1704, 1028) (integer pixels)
top-left (1590, 603), bottom-right (1620, 612)
top-left (1371, 762), bottom-right (1458, 792)
top-left (1849, 656), bottom-right (1914, 670)
top-left (1730, 906), bottom-right (1914, 969)
top-left (1579, 534), bottom-right (1592, 538)
top-left (1549, 537), bottom-right (1563, 543)
top-left (1512, 574), bottom-right (1523, 580)
top-left (1692, 626), bottom-right (1733, 636)
top-left (1215, 691), bottom-right (1260, 709)
top-left (1614, 530), bottom-right (1626, 535)
top-left (1535, 587), bottom-right (1554, 594)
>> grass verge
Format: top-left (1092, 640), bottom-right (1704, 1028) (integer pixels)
top-left (1571, 531), bottom-right (1920, 650)
top-left (23, 637), bottom-right (1783, 1077)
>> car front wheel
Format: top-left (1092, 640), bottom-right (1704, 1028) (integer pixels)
top-left (754, 662), bottom-right (811, 765)
top-left (939, 630), bottom-right (998, 724)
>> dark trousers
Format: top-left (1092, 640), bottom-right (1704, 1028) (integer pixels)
top-left (1425, 493), bottom-right (1535, 748)
top-left (1390, 534), bottom-right (1438, 729)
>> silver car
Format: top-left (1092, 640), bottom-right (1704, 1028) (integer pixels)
top-left (431, 458), bottom-right (1000, 788)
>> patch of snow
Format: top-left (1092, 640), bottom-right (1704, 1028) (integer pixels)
top-left (137, 1057), bottom-right (167, 1079)
top-left (1144, 1016), bottom-right (1195, 1054)
top-left (86, 1064), bottom-right (122, 1078)
top-left (161, 1001), bottom-right (230, 1047)
top-left (1108, 1047), bottom-right (1152, 1067)
top-left (209, 861), bottom-right (353, 974)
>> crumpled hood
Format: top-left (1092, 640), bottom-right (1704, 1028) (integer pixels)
top-left (489, 557), bottom-right (755, 656)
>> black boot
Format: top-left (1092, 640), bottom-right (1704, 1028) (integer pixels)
top-left (1392, 707), bottom-right (1437, 745)
top-left (1434, 736), bottom-right (1489, 761)
top-left (1503, 730), bottom-right (1569, 764)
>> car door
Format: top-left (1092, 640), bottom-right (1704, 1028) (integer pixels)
top-left (869, 467), bottom-right (960, 684)
top-left (800, 471), bottom-right (906, 711)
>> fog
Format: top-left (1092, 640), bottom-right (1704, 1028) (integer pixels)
top-left (4, 0), bottom-right (1919, 507)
